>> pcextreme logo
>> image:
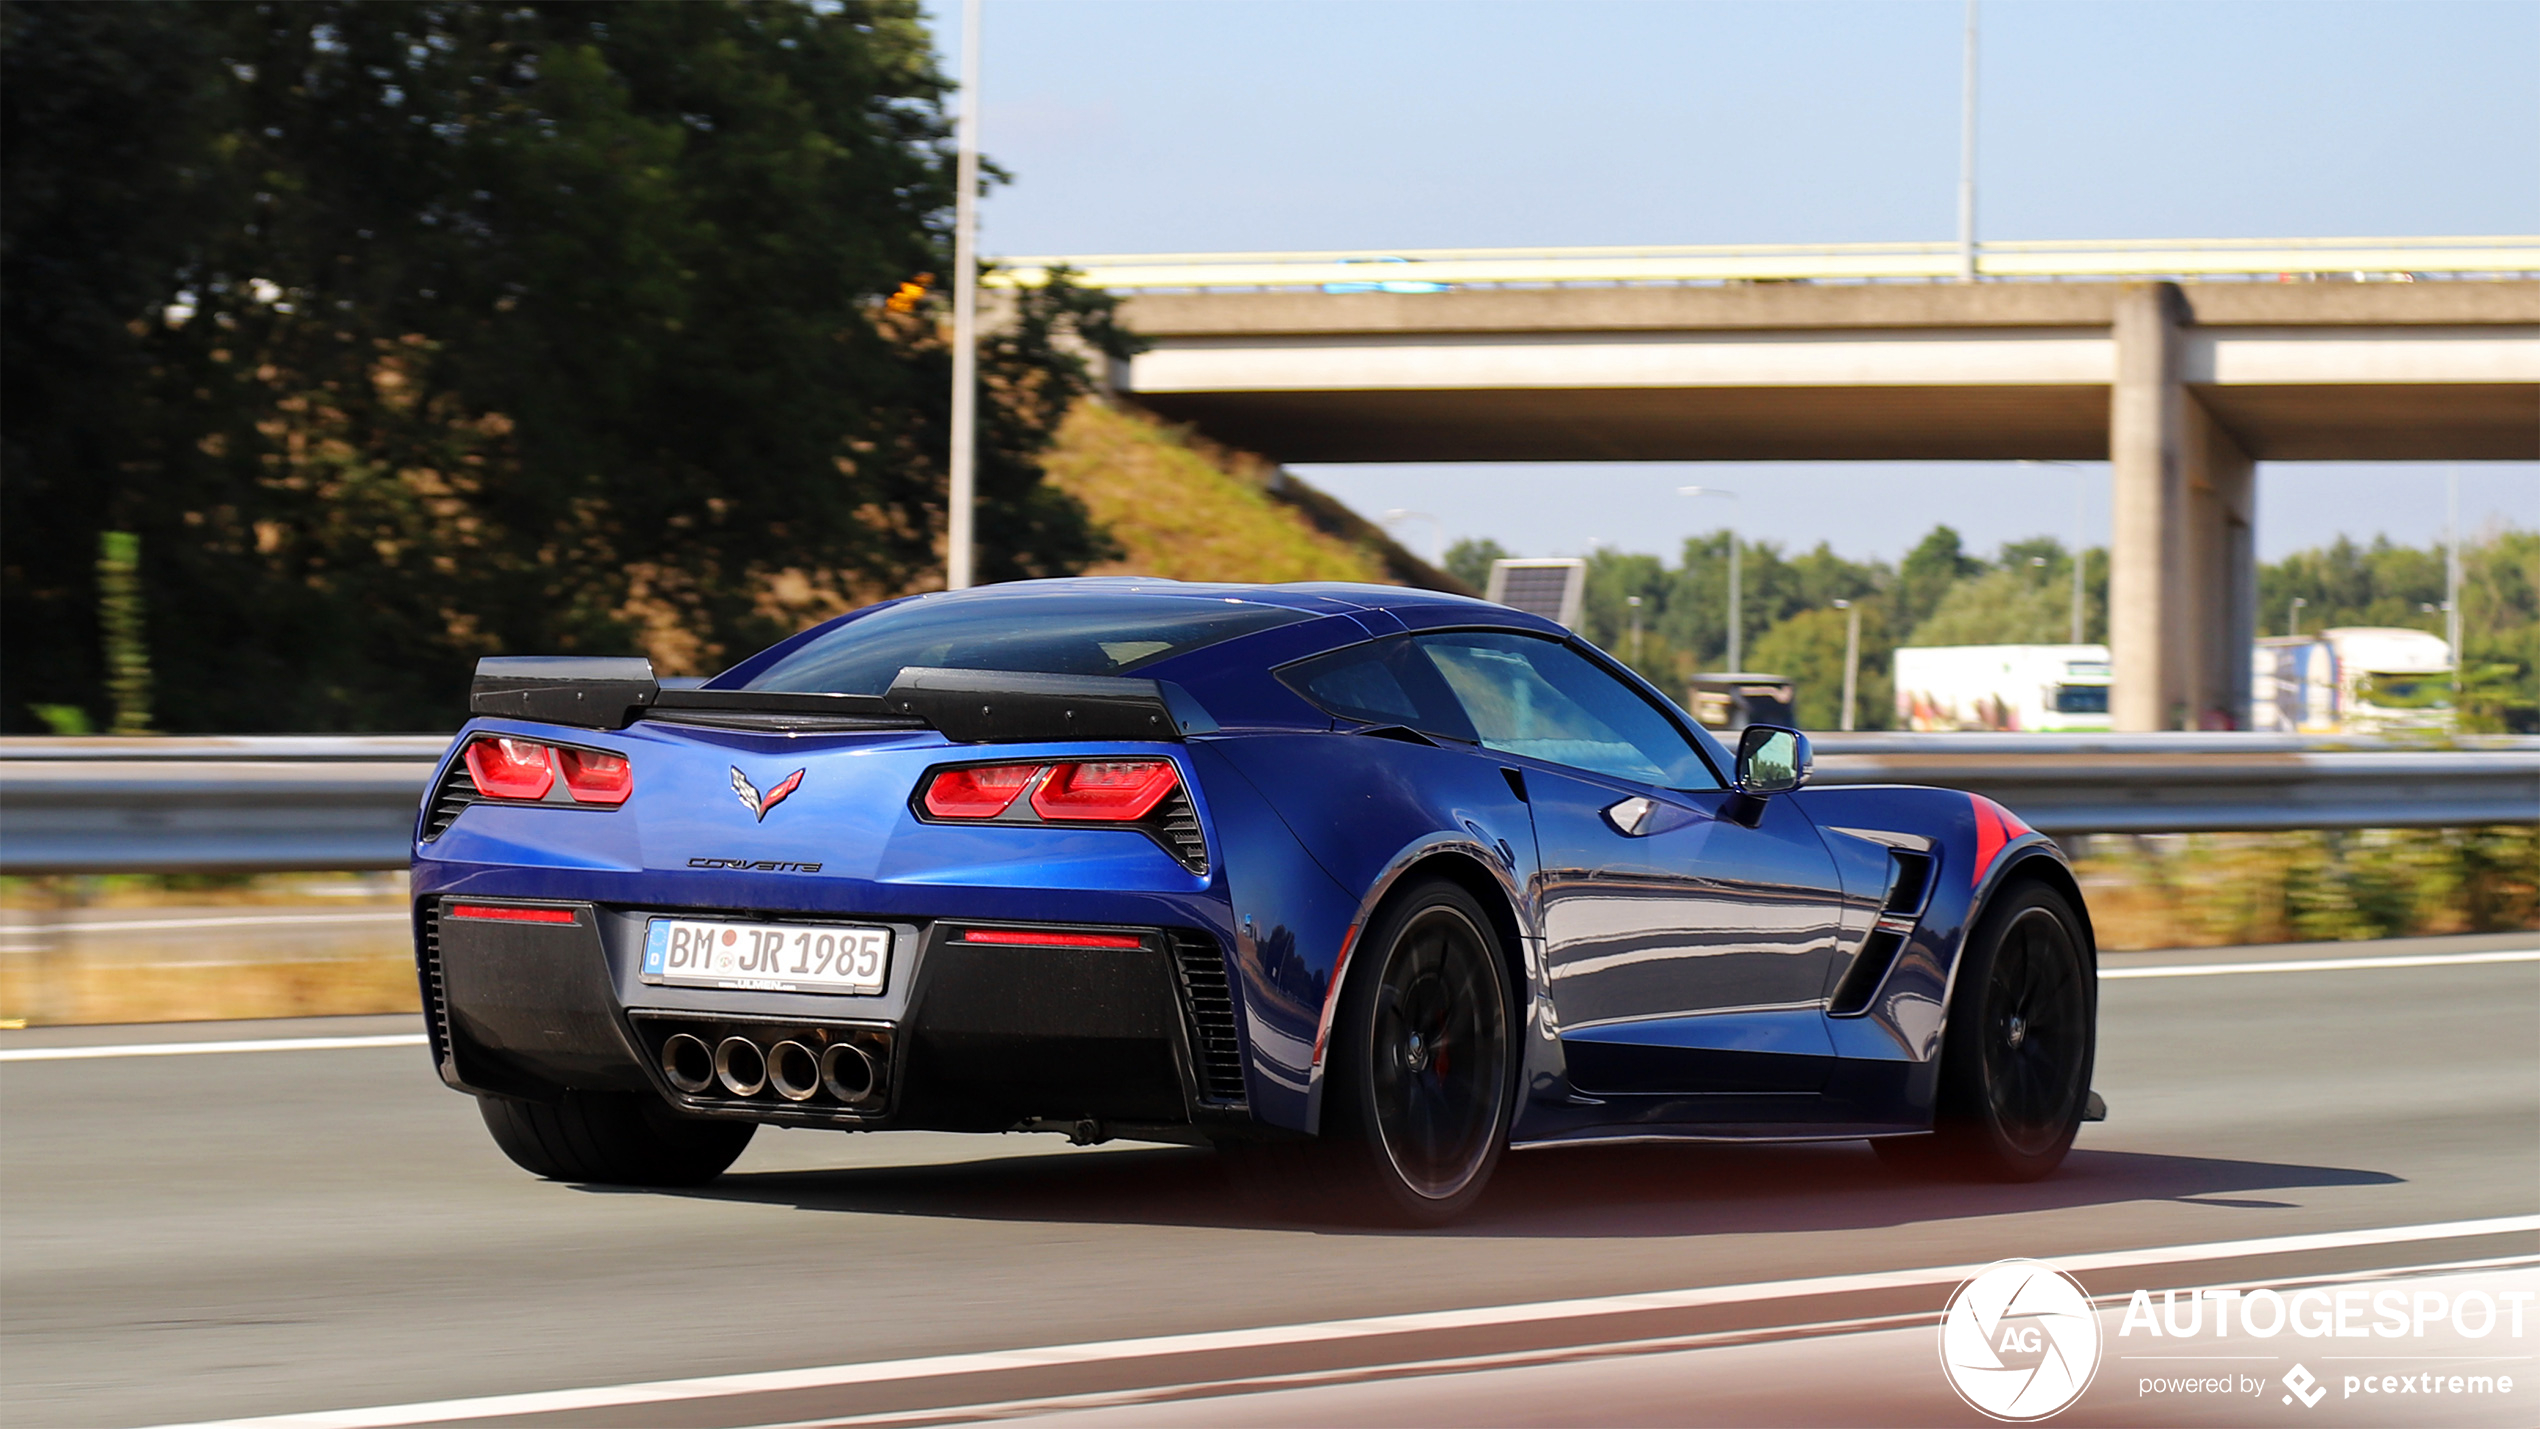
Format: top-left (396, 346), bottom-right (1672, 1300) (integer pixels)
top-left (1939, 1259), bottom-right (2104, 1421)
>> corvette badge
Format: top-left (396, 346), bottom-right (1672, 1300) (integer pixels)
top-left (730, 766), bottom-right (805, 821)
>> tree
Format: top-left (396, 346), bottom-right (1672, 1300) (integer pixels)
top-left (1, 1), bottom-right (1133, 733)
top-left (1750, 602), bottom-right (1892, 732)
top-left (1444, 536), bottom-right (1508, 593)
top-left (1895, 525), bottom-right (1985, 636)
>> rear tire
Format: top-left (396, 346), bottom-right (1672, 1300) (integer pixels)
top-left (1878, 880), bottom-right (2094, 1182)
top-left (477, 1091), bottom-right (755, 1187)
top-left (1317, 879), bottom-right (1517, 1226)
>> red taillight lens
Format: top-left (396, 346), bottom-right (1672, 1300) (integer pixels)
top-left (1030, 759), bottom-right (1179, 822)
top-left (923, 763), bottom-right (1040, 819)
top-left (464, 737), bottom-right (556, 801)
top-left (960, 928), bottom-right (1143, 949)
top-left (556, 748), bottom-right (632, 805)
top-left (447, 903), bottom-right (579, 924)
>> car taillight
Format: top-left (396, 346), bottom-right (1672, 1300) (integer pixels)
top-left (457, 736), bottom-right (631, 806)
top-left (556, 748), bottom-right (632, 805)
top-left (465, 737), bottom-right (556, 801)
top-left (923, 763), bottom-right (1040, 819)
top-left (1030, 759), bottom-right (1179, 822)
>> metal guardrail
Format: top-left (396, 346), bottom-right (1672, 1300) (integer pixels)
top-left (1, 733), bottom-right (2532, 875)
top-left (989, 235), bottom-right (2540, 291)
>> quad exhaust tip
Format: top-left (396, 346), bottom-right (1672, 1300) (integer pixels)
top-left (767, 1040), bottom-right (821, 1102)
top-left (820, 1041), bottom-right (878, 1105)
top-left (660, 1033), bottom-right (715, 1094)
top-left (713, 1036), bottom-right (768, 1097)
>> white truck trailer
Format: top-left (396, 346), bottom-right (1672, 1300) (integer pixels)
top-left (2252, 627), bottom-right (2454, 734)
top-left (1893, 644), bottom-right (2113, 733)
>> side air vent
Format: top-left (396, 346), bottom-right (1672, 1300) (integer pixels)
top-left (417, 903), bottom-right (453, 1073)
top-left (1151, 785), bottom-right (1209, 875)
top-left (1169, 930), bottom-right (1247, 1105)
top-left (421, 758), bottom-right (479, 840)
top-left (1829, 850), bottom-right (1937, 1017)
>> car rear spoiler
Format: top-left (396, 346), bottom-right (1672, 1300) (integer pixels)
top-left (469, 658), bottom-right (1214, 742)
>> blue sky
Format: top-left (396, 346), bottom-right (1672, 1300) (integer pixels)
top-left (930, 0), bottom-right (2538, 564)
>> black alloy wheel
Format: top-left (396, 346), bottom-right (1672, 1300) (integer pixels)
top-left (1326, 879), bottom-right (1516, 1225)
top-left (1979, 903), bottom-right (2091, 1159)
top-left (1878, 880), bottom-right (2094, 1182)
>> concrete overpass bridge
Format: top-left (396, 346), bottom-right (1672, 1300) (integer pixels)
top-left (997, 238), bottom-right (2539, 733)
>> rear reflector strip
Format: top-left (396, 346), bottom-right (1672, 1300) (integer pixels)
top-left (959, 928), bottom-right (1143, 949)
top-left (446, 904), bottom-right (579, 924)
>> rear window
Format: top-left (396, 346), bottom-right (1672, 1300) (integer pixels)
top-left (740, 591), bottom-right (1310, 695)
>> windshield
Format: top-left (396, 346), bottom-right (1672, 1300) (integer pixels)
top-left (2052, 684), bottom-right (2110, 715)
top-left (2356, 673), bottom-right (2453, 710)
top-left (741, 592), bottom-right (1310, 695)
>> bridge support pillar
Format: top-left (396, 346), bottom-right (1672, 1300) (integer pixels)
top-left (2109, 282), bottom-right (2254, 730)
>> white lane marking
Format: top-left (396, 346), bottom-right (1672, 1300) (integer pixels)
top-left (2103, 948), bottom-right (2540, 980)
top-left (0, 1034), bottom-right (425, 1063)
top-left (779, 1258), bottom-right (2540, 1429)
top-left (152, 1215), bottom-right (2540, 1429)
top-left (0, 911), bottom-right (407, 937)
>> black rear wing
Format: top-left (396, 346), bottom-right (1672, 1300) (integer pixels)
top-left (469, 658), bottom-right (1213, 743)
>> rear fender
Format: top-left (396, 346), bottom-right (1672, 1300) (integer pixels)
top-left (1206, 733), bottom-right (1540, 1134)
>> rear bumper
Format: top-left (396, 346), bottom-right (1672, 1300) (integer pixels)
top-left (418, 897), bottom-right (1253, 1140)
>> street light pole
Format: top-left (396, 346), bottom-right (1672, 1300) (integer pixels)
top-left (945, 0), bottom-right (983, 591)
top-left (1679, 487), bottom-right (1742, 673)
top-left (1381, 509), bottom-right (1445, 567)
top-left (2070, 469), bottom-right (2087, 644)
top-left (2446, 468), bottom-right (2463, 710)
top-left (1957, 0), bottom-right (1979, 283)
top-left (2287, 596), bottom-right (2307, 638)
top-left (2019, 459), bottom-right (2090, 644)
top-left (1833, 599), bottom-right (1861, 732)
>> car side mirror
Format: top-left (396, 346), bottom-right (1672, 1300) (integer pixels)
top-left (1734, 725), bottom-right (1811, 796)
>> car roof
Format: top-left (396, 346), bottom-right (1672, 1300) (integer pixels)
top-left (925, 577), bottom-right (1556, 628)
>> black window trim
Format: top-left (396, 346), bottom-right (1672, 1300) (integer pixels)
top-left (1280, 622), bottom-right (1732, 792)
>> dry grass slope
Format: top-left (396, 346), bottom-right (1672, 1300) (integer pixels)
top-left (1040, 400), bottom-right (1395, 585)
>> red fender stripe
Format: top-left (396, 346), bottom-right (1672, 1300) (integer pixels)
top-left (1968, 793), bottom-right (2033, 886)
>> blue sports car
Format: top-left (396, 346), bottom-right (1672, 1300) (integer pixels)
top-left (414, 580), bottom-right (2100, 1224)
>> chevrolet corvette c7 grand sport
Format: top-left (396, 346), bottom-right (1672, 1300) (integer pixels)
top-left (414, 580), bottom-right (2100, 1224)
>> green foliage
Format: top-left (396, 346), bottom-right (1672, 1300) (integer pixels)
top-left (2082, 825), bottom-right (2539, 948)
top-left (2, 1), bottom-right (1132, 733)
top-left (1444, 537), bottom-right (1508, 593)
top-left (1906, 539), bottom-right (2103, 647)
top-left (1748, 603), bottom-right (1888, 732)
top-left (96, 531), bottom-right (150, 734)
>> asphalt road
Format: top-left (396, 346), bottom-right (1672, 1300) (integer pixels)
top-left (3, 931), bottom-right (2535, 1428)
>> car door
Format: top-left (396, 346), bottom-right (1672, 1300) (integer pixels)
top-left (1413, 631), bottom-right (1848, 1097)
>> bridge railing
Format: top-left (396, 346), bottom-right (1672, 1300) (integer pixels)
top-left (989, 236), bottom-right (2540, 292)
top-left (2, 734), bottom-right (2532, 875)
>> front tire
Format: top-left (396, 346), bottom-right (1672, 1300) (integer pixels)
top-left (1321, 879), bottom-right (1517, 1225)
top-left (1878, 880), bottom-right (2094, 1182)
top-left (478, 1091), bottom-right (755, 1187)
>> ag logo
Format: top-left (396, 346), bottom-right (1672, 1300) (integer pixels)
top-left (1939, 1259), bottom-right (2102, 1421)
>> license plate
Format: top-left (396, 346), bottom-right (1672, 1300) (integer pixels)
top-left (641, 918), bottom-right (889, 995)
